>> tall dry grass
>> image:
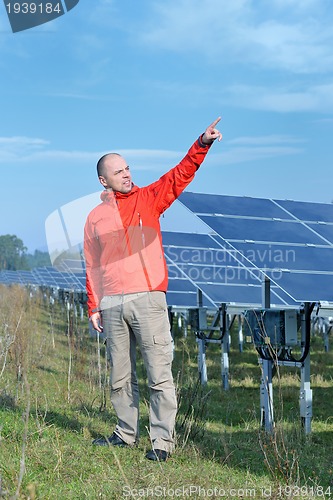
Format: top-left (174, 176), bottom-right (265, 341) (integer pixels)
top-left (0, 285), bottom-right (40, 384)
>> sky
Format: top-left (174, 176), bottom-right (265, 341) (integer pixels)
top-left (1, 0), bottom-right (333, 253)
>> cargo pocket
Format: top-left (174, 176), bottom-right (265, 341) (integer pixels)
top-left (152, 334), bottom-right (173, 362)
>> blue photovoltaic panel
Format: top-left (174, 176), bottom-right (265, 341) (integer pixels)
top-left (307, 223), bottom-right (333, 245)
top-left (166, 267), bottom-right (209, 307)
top-left (266, 271), bottom-right (333, 303)
top-left (197, 283), bottom-right (262, 305)
top-left (275, 199), bottom-right (333, 223)
top-left (162, 231), bottom-right (221, 249)
top-left (179, 192), bottom-right (290, 219)
top-left (162, 231), bottom-right (296, 307)
top-left (167, 274), bottom-right (198, 292)
top-left (232, 243), bottom-right (333, 272)
top-left (178, 192), bottom-right (333, 304)
top-left (166, 292), bottom-right (199, 308)
top-left (199, 216), bottom-right (327, 245)
top-left (164, 244), bottom-right (244, 270)
top-left (165, 250), bottom-right (217, 307)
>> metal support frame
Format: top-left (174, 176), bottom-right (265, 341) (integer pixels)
top-left (197, 335), bottom-right (208, 385)
top-left (179, 313), bottom-right (188, 338)
top-left (260, 276), bottom-right (274, 432)
top-left (238, 314), bottom-right (243, 352)
top-left (220, 304), bottom-right (230, 390)
top-left (195, 289), bottom-right (208, 384)
top-left (300, 351), bottom-right (312, 433)
top-left (193, 290), bottom-right (231, 388)
top-left (323, 322), bottom-right (329, 353)
top-left (320, 319), bottom-right (332, 352)
top-left (260, 358), bottom-right (274, 433)
top-left (254, 278), bottom-right (313, 434)
top-left (299, 302), bottom-right (312, 433)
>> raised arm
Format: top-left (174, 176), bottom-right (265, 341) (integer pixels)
top-left (149, 116), bottom-right (223, 214)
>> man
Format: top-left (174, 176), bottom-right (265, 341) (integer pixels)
top-left (84, 118), bottom-right (222, 461)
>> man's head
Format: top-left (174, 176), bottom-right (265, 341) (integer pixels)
top-left (97, 153), bottom-right (133, 194)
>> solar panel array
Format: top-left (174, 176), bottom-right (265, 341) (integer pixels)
top-left (2, 193), bottom-right (333, 310)
top-left (0, 265), bottom-right (86, 292)
top-left (175, 192), bottom-right (333, 306)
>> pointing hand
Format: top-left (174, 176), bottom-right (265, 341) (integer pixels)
top-left (202, 117), bottom-right (222, 145)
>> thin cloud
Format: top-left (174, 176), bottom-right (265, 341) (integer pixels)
top-left (224, 83), bottom-right (333, 113)
top-left (228, 135), bottom-right (305, 146)
top-left (0, 136), bottom-right (50, 162)
top-left (208, 146), bottom-right (303, 167)
top-left (47, 91), bottom-right (117, 101)
top-left (0, 134), bottom-right (301, 171)
top-left (0, 137), bottom-right (49, 146)
top-left (0, 136), bottom-right (182, 170)
top-left (139, 0), bottom-right (333, 74)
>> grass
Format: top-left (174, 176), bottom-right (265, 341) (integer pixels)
top-left (0, 285), bottom-right (332, 499)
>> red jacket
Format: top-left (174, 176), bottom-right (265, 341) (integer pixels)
top-left (84, 136), bottom-right (211, 316)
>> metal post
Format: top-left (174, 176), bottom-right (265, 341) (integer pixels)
top-left (183, 313), bottom-right (188, 338)
top-left (196, 289), bottom-right (208, 384)
top-left (221, 305), bottom-right (229, 390)
top-left (300, 304), bottom-right (312, 433)
top-left (262, 276), bottom-right (271, 309)
top-left (323, 321), bottom-right (329, 352)
top-left (197, 289), bottom-right (203, 308)
top-left (260, 276), bottom-right (274, 432)
top-left (197, 336), bottom-right (207, 385)
top-left (300, 352), bottom-right (312, 434)
top-left (260, 359), bottom-right (274, 432)
top-left (238, 314), bottom-right (243, 352)
top-left (178, 313), bottom-right (187, 338)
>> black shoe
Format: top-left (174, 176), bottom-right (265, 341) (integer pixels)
top-left (145, 449), bottom-right (169, 462)
top-left (92, 432), bottom-right (127, 447)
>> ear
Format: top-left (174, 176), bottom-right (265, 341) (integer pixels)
top-left (98, 175), bottom-right (107, 188)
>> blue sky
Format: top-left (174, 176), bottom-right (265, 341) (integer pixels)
top-left (1, 0), bottom-right (333, 253)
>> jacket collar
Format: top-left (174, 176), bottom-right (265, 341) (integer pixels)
top-left (100, 184), bottom-right (138, 203)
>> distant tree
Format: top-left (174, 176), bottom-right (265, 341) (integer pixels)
top-left (0, 234), bottom-right (28, 270)
top-left (26, 249), bottom-right (51, 269)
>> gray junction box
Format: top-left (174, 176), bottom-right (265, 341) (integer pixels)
top-left (244, 308), bottom-right (299, 348)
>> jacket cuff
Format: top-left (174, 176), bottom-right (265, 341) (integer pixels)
top-left (198, 134), bottom-right (213, 149)
top-left (89, 307), bottom-right (101, 318)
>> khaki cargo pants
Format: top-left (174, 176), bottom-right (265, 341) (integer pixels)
top-left (100, 291), bottom-right (177, 453)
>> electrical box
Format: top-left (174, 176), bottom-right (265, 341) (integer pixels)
top-left (189, 307), bottom-right (207, 331)
top-left (243, 309), bottom-right (299, 348)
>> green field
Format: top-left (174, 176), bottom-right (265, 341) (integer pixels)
top-left (0, 285), bottom-right (332, 499)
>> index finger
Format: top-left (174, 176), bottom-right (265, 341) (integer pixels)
top-left (209, 116), bottom-right (221, 129)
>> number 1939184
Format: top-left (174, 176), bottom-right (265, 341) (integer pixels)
top-left (6, 3), bottom-right (62, 14)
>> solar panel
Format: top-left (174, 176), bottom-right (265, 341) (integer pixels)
top-left (178, 192), bottom-right (288, 219)
top-left (199, 216), bottom-right (326, 245)
top-left (178, 192), bottom-right (333, 304)
top-left (307, 223), bottom-right (333, 245)
top-left (274, 198), bottom-right (333, 223)
top-left (162, 230), bottom-right (298, 308)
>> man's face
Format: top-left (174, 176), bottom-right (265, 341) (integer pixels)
top-left (99, 155), bottom-right (132, 194)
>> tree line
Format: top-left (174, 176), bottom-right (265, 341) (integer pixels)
top-left (0, 234), bottom-right (51, 271)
